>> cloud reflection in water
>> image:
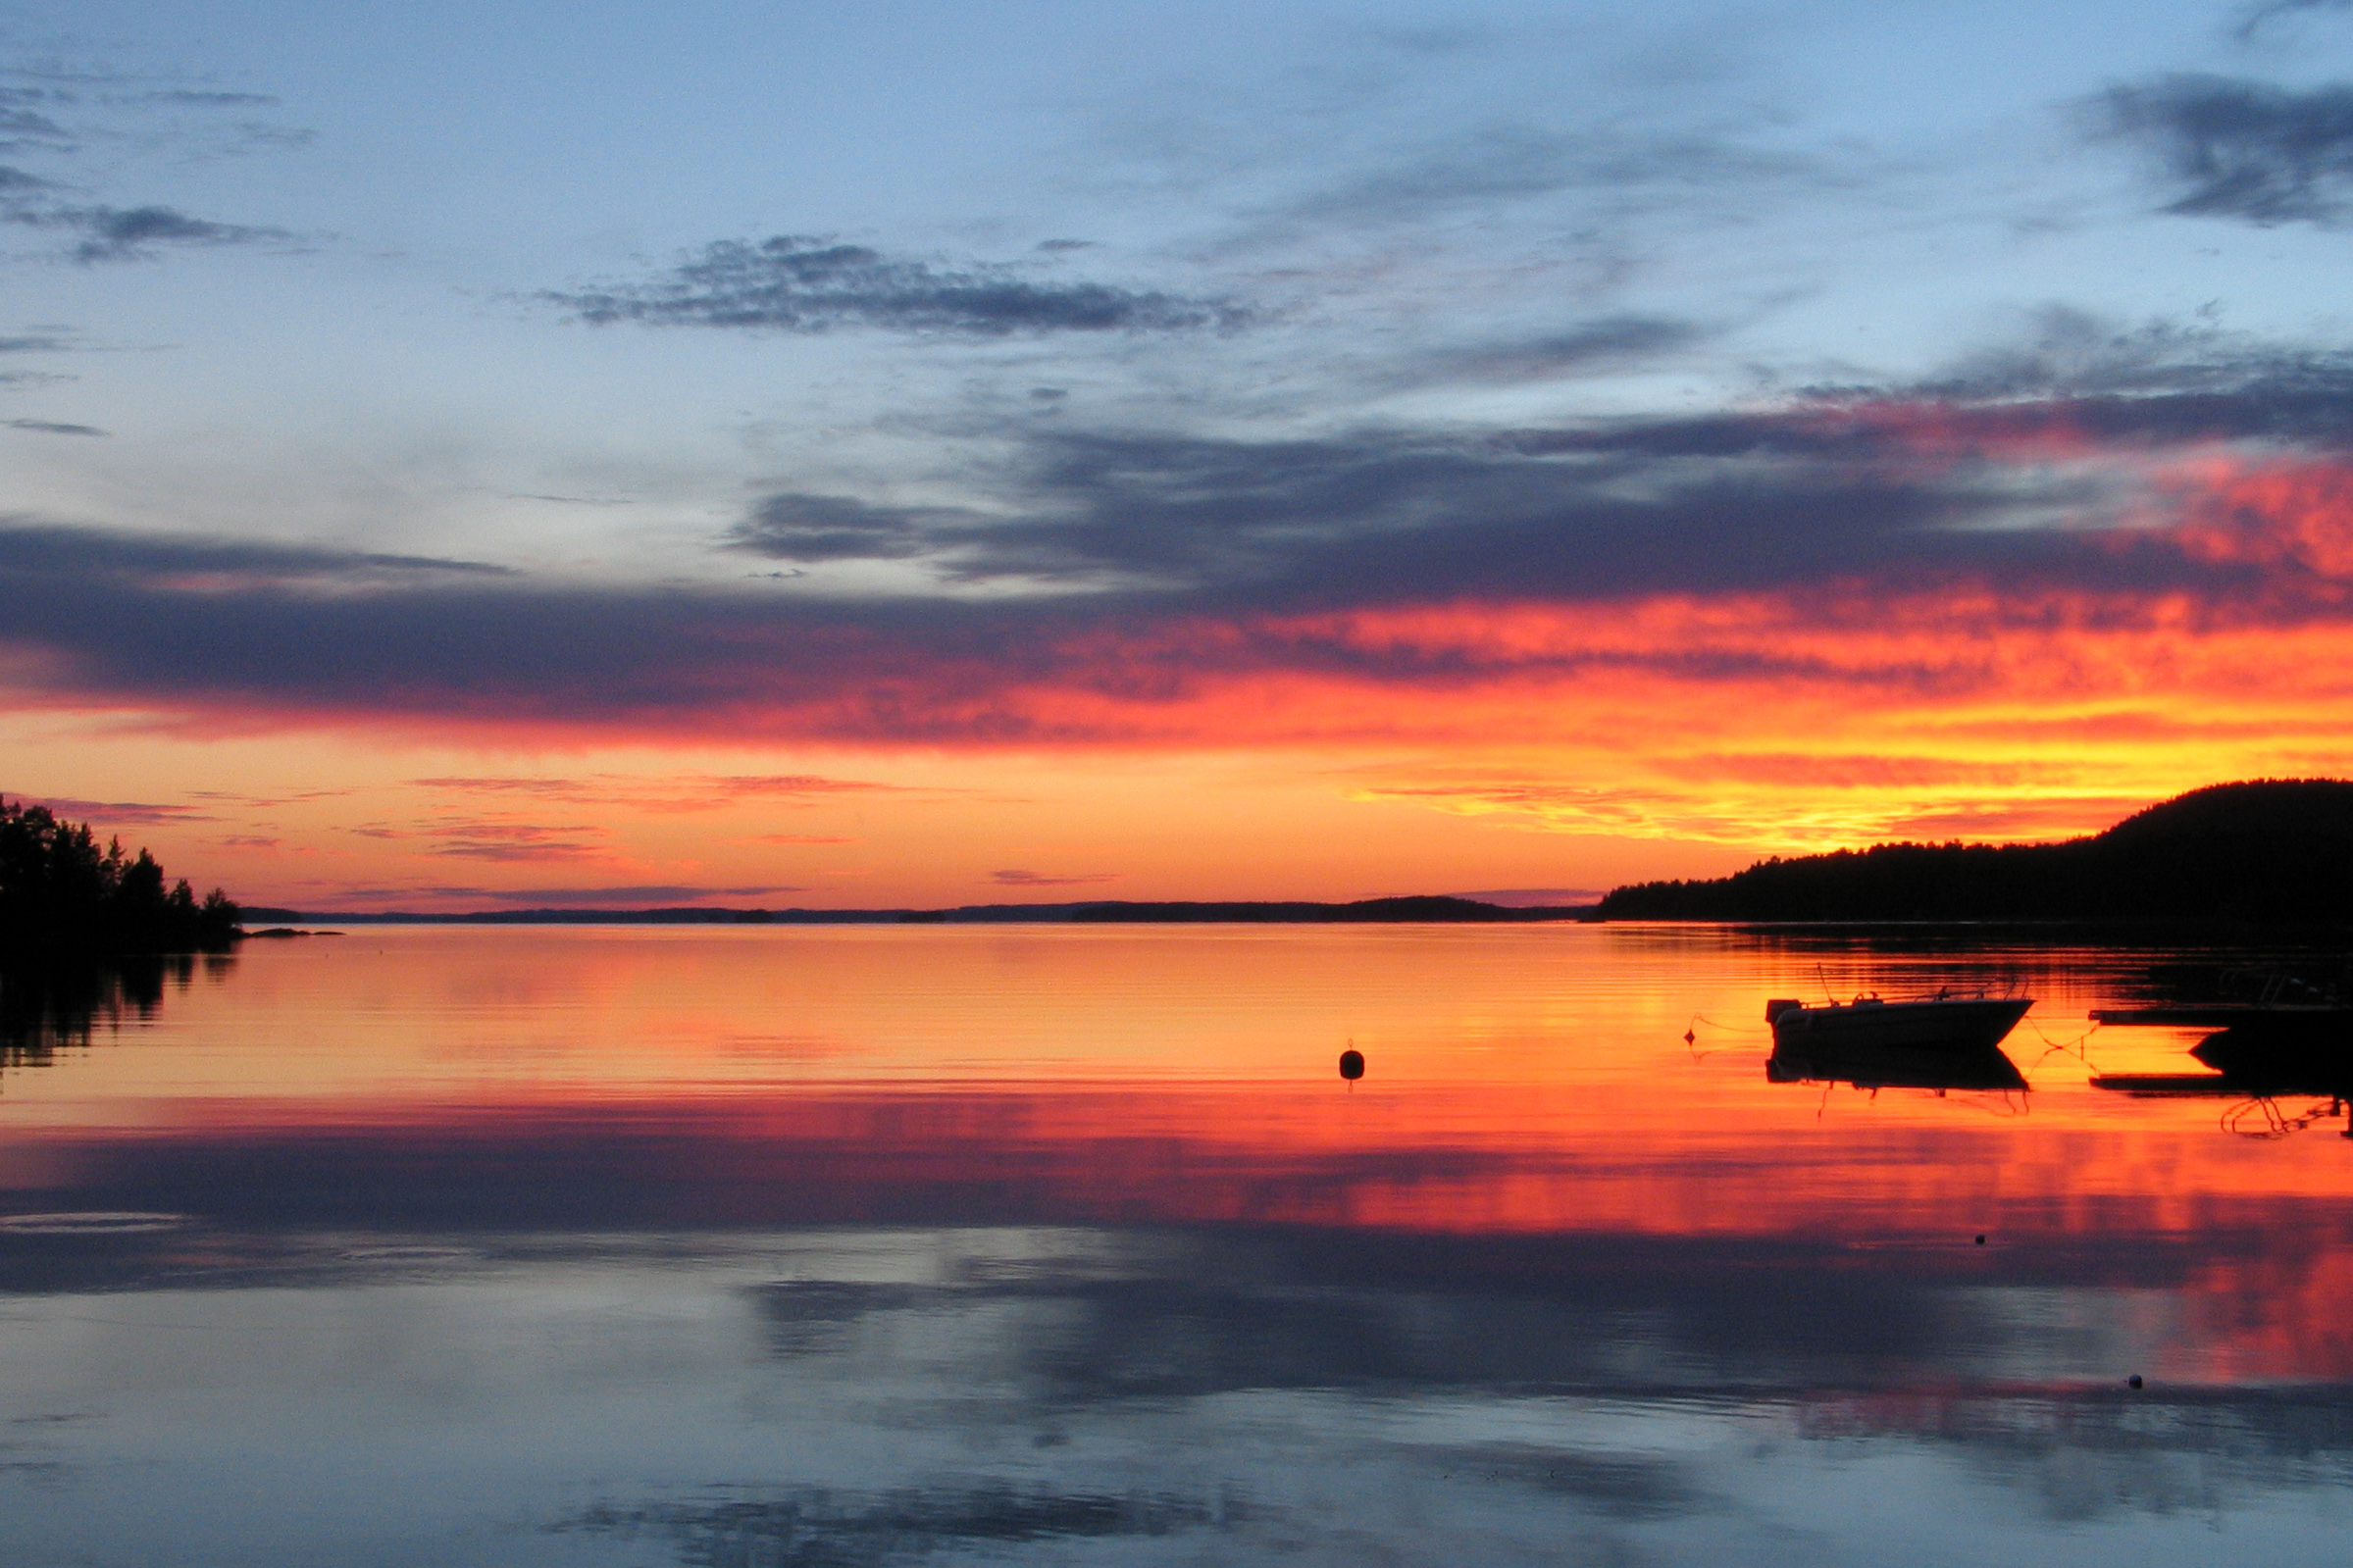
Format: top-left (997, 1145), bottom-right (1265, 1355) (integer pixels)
top-left (2, 928), bottom-right (2352, 1563)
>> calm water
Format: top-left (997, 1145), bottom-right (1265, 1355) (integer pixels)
top-left (4, 924), bottom-right (2352, 1566)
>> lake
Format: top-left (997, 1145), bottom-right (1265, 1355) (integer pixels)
top-left (4, 924), bottom-right (2350, 1565)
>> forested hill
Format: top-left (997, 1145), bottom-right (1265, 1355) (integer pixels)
top-left (0, 799), bottom-right (242, 953)
top-left (1595, 780), bottom-right (2353, 923)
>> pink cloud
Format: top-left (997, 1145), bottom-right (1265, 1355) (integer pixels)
top-left (17, 795), bottom-right (217, 826)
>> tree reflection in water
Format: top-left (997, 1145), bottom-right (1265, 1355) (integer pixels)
top-left (0, 953), bottom-right (225, 1071)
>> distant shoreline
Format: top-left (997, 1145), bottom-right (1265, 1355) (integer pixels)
top-left (235, 895), bottom-right (1603, 927)
top-left (228, 909), bottom-right (2353, 937)
top-left (230, 781), bottom-right (2353, 932)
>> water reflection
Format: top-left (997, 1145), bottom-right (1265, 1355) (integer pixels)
top-left (556, 1482), bottom-right (1237, 1562)
top-left (2086, 960), bottom-right (2353, 1137)
top-left (5, 1224), bottom-right (2352, 1566)
top-left (2191, 1027), bottom-right (2353, 1094)
top-left (1767, 1039), bottom-right (2028, 1092)
top-left (2, 927), bottom-right (2351, 1566)
top-left (0, 953), bottom-right (221, 1071)
top-left (2095, 1035), bottom-right (2353, 1138)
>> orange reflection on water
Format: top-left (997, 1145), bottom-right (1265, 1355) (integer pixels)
top-left (6, 925), bottom-right (2353, 1381)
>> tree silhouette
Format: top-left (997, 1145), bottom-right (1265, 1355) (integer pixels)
top-left (0, 798), bottom-right (241, 953)
top-left (1597, 780), bottom-right (2353, 923)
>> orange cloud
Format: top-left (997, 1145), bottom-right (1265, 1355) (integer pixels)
top-left (20, 443), bottom-right (2353, 893)
top-left (2164, 455), bottom-right (2353, 578)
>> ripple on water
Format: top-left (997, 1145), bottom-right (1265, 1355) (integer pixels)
top-left (334, 1244), bottom-right (479, 1264)
top-left (0, 1212), bottom-right (186, 1236)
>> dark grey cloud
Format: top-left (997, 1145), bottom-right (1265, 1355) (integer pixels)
top-left (730, 492), bottom-right (985, 562)
top-left (1571, 320), bottom-right (2353, 458)
top-left (0, 71), bottom-right (308, 256)
top-left (2233, 0), bottom-right (2353, 41)
top-left (0, 532), bottom-right (1095, 739)
top-left (0, 525), bottom-right (511, 583)
top-left (548, 235), bottom-right (1248, 336)
top-left (0, 509), bottom-right (2272, 745)
top-left (0, 97), bottom-right (73, 153)
top-left (753, 433), bottom-right (1765, 593)
top-left (0, 172), bottom-right (292, 261)
top-left (7, 328), bottom-right (2353, 737)
top-left (1382, 315), bottom-right (1705, 386)
top-left (1896, 305), bottom-right (2335, 400)
top-left (2096, 74), bottom-right (2353, 225)
top-left (4, 418), bottom-right (103, 435)
top-left (0, 67), bottom-right (304, 139)
top-left (731, 332), bottom-right (2353, 598)
top-left (38, 204), bottom-right (289, 264)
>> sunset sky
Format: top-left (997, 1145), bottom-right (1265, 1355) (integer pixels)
top-left (9, 0), bottom-right (2353, 909)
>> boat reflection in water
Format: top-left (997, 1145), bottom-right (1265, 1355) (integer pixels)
top-left (1767, 1036), bottom-right (2029, 1092)
top-left (2094, 1027), bottom-right (2353, 1136)
top-left (1764, 989), bottom-right (2034, 1095)
top-left (2191, 1023), bottom-right (2353, 1086)
top-left (2091, 974), bottom-right (2353, 1135)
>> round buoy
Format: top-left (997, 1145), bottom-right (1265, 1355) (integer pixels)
top-left (2126, 1374), bottom-right (2143, 1391)
top-left (1974, 1235), bottom-right (1986, 1245)
top-left (1339, 1048), bottom-right (1364, 1082)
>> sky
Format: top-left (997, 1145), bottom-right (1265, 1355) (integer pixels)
top-left (9, 0), bottom-right (2353, 910)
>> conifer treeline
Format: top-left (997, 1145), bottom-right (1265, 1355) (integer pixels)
top-left (1596, 780), bottom-right (2353, 923)
top-left (0, 799), bottom-right (242, 953)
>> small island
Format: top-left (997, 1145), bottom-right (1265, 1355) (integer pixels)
top-left (1596, 779), bottom-right (2353, 924)
top-left (0, 798), bottom-right (242, 954)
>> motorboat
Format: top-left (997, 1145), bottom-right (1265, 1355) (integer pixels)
top-left (1765, 990), bottom-right (2034, 1054)
top-left (2088, 1006), bottom-right (2353, 1044)
top-left (2090, 967), bottom-right (2353, 1044)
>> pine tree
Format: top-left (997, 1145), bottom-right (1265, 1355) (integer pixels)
top-left (0, 799), bottom-right (242, 953)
